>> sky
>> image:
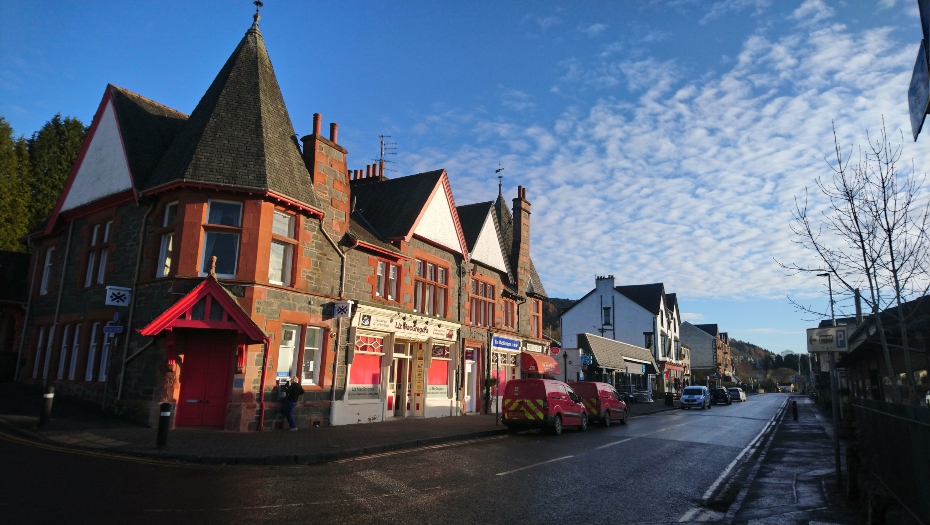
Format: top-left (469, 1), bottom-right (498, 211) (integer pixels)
top-left (2, 0), bottom-right (928, 355)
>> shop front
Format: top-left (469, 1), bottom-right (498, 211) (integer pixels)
top-left (330, 304), bottom-right (460, 425)
top-left (520, 341), bottom-right (559, 378)
top-left (489, 334), bottom-right (521, 414)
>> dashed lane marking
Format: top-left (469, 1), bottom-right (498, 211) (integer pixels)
top-left (495, 455), bottom-right (574, 476)
top-left (332, 435), bottom-right (506, 464)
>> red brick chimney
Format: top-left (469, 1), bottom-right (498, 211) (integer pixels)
top-left (512, 186), bottom-right (531, 295)
top-left (300, 113), bottom-right (350, 234)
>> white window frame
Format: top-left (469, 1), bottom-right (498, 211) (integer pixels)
top-left (157, 232), bottom-right (174, 278)
top-left (200, 200), bottom-right (242, 279)
top-left (32, 327), bottom-right (46, 379)
top-left (57, 325), bottom-right (71, 380)
top-left (98, 333), bottom-right (111, 382)
top-left (84, 251), bottom-right (96, 287)
top-left (277, 324), bottom-right (300, 380)
top-left (68, 324), bottom-right (81, 380)
top-left (42, 326), bottom-right (55, 379)
top-left (376, 261), bottom-right (385, 297)
top-left (40, 247), bottom-right (54, 295)
top-left (268, 240), bottom-right (293, 286)
top-left (85, 323), bottom-right (99, 381)
top-left (163, 202), bottom-right (178, 227)
top-left (96, 249), bottom-right (108, 284)
top-left (302, 326), bottom-right (323, 386)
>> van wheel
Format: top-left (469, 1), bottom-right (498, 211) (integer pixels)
top-left (603, 411), bottom-right (611, 427)
top-left (579, 413), bottom-right (588, 431)
top-left (551, 415), bottom-right (563, 436)
top-left (620, 410), bottom-right (628, 425)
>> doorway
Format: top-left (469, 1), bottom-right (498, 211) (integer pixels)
top-left (464, 360), bottom-right (476, 413)
top-left (176, 331), bottom-right (235, 426)
top-left (389, 342), bottom-right (414, 417)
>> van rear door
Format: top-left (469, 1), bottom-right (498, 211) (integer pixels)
top-left (503, 380), bottom-right (546, 422)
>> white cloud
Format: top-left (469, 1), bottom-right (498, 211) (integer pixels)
top-left (790, 0), bottom-right (834, 26)
top-left (581, 23), bottom-right (607, 37)
top-left (403, 10), bottom-right (928, 304)
top-left (501, 89), bottom-right (536, 112)
top-left (701, 0), bottom-right (772, 24)
top-left (681, 312), bottom-right (705, 322)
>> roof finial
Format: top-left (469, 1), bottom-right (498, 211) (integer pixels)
top-left (252, 0), bottom-right (263, 27)
top-left (209, 256), bottom-right (217, 278)
top-left (495, 164), bottom-right (504, 196)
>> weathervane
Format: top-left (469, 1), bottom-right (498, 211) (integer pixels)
top-left (253, 0), bottom-right (263, 25)
top-left (495, 164), bottom-right (504, 192)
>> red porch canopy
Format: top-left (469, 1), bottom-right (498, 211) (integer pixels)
top-left (138, 276), bottom-right (267, 344)
top-left (521, 352), bottom-right (560, 374)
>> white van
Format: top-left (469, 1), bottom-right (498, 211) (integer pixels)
top-left (680, 386), bottom-right (711, 410)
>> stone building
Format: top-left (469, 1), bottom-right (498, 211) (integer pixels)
top-left (16, 13), bottom-right (549, 430)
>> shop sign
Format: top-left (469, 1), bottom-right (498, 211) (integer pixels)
top-left (413, 348), bottom-right (425, 395)
top-left (347, 384), bottom-right (380, 400)
top-left (359, 312), bottom-right (457, 340)
top-left (492, 336), bottom-right (520, 351)
top-left (524, 342), bottom-right (544, 353)
top-left (427, 384), bottom-right (447, 397)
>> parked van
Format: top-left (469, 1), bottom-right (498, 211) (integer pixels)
top-left (501, 379), bottom-right (588, 435)
top-left (680, 386), bottom-right (711, 410)
top-left (567, 381), bottom-right (628, 427)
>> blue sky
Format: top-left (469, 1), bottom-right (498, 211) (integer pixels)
top-left (2, 0), bottom-right (928, 354)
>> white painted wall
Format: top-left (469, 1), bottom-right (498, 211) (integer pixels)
top-left (414, 185), bottom-right (462, 254)
top-left (470, 212), bottom-right (508, 273)
top-left (560, 277), bottom-right (656, 351)
top-left (60, 101), bottom-right (133, 212)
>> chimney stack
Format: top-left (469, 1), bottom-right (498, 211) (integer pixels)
top-left (312, 113), bottom-right (322, 135)
top-left (329, 122), bottom-right (338, 144)
top-left (511, 186), bottom-right (531, 297)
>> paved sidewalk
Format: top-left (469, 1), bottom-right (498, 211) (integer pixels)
top-left (728, 394), bottom-right (864, 525)
top-left (0, 382), bottom-right (677, 465)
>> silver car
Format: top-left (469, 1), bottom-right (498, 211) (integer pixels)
top-left (728, 387), bottom-right (747, 402)
top-left (680, 386), bottom-right (711, 410)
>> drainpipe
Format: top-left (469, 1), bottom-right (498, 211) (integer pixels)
top-left (258, 338), bottom-right (270, 430)
top-left (317, 219), bottom-right (356, 407)
top-left (47, 221), bottom-right (75, 389)
top-left (116, 204), bottom-right (154, 401)
top-left (14, 235), bottom-right (41, 382)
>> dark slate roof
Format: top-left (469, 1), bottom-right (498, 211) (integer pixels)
top-left (108, 85), bottom-right (188, 189)
top-left (665, 293), bottom-right (678, 313)
top-left (493, 186), bottom-right (546, 297)
top-left (0, 250), bottom-right (30, 304)
top-left (528, 259), bottom-right (547, 298)
top-left (145, 22), bottom-right (321, 210)
top-left (456, 201), bottom-right (492, 252)
top-left (615, 283), bottom-right (666, 315)
top-left (578, 333), bottom-right (659, 373)
top-left (349, 211), bottom-right (402, 255)
top-left (695, 324), bottom-right (720, 337)
top-left (351, 170), bottom-right (445, 240)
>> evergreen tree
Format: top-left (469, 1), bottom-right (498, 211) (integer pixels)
top-left (27, 113), bottom-right (87, 232)
top-left (0, 117), bottom-right (32, 252)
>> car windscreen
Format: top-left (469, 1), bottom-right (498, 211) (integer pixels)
top-left (682, 388), bottom-right (703, 395)
top-left (728, 389), bottom-right (740, 393)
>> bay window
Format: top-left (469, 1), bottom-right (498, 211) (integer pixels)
top-left (201, 200), bottom-right (242, 278)
top-left (157, 201), bottom-right (178, 278)
top-left (268, 210), bottom-right (295, 286)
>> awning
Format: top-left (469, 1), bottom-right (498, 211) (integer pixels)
top-left (521, 352), bottom-right (560, 374)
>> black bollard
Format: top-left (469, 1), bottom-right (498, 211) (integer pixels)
top-left (792, 400), bottom-right (798, 421)
top-left (37, 386), bottom-right (54, 429)
top-left (157, 402), bottom-right (171, 449)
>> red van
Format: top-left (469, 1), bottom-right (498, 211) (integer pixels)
top-left (568, 381), bottom-right (628, 427)
top-left (501, 379), bottom-right (588, 435)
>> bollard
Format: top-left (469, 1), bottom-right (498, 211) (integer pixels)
top-left (157, 402), bottom-right (171, 450)
top-left (792, 400), bottom-right (798, 421)
top-left (37, 386), bottom-right (54, 429)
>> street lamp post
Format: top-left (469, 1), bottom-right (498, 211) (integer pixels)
top-left (818, 272), bottom-right (842, 487)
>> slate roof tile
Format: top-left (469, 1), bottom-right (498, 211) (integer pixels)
top-left (350, 170), bottom-right (445, 240)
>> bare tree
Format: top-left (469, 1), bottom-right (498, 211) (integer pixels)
top-left (783, 121), bottom-right (929, 406)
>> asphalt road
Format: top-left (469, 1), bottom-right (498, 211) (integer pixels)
top-left (0, 394), bottom-right (788, 525)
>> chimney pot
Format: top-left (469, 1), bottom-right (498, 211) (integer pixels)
top-left (312, 113), bottom-right (322, 135)
top-left (329, 123), bottom-right (338, 143)
top-left (366, 165), bottom-right (372, 178)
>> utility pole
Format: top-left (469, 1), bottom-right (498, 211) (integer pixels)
top-left (818, 272), bottom-right (842, 487)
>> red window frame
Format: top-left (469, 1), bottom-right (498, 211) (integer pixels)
top-left (375, 260), bottom-right (400, 301)
top-left (502, 299), bottom-right (516, 330)
top-left (530, 298), bottom-right (542, 338)
top-left (413, 258), bottom-right (449, 317)
top-left (469, 278), bottom-right (495, 327)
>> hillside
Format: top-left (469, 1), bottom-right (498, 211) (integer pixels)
top-left (542, 298), bottom-right (577, 344)
top-left (729, 339), bottom-right (773, 362)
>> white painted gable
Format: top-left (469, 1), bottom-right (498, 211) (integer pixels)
top-left (60, 100), bottom-right (133, 213)
top-left (413, 185), bottom-right (462, 254)
top-left (470, 211), bottom-right (508, 273)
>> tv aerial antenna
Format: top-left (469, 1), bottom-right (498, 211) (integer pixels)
top-left (374, 135), bottom-right (397, 173)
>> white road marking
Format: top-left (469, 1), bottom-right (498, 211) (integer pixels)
top-left (595, 438), bottom-right (634, 449)
top-left (495, 455), bottom-right (574, 476)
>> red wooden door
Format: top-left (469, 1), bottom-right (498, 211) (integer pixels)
top-left (177, 332), bottom-right (234, 426)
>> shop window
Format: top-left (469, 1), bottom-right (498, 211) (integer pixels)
top-left (201, 200), bottom-right (242, 278)
top-left (348, 335), bottom-right (384, 401)
top-left (502, 299), bottom-right (516, 330)
top-left (68, 324), bottom-right (81, 380)
top-left (413, 259), bottom-right (448, 317)
top-left (302, 327), bottom-right (323, 386)
top-left (84, 221), bottom-right (112, 287)
top-left (157, 201), bottom-right (178, 278)
top-left (269, 210), bottom-right (296, 286)
top-left (85, 323), bottom-right (100, 381)
top-left (375, 261), bottom-right (399, 301)
top-left (428, 354), bottom-right (450, 398)
top-left (32, 327), bottom-right (46, 379)
top-left (530, 298), bottom-right (542, 338)
top-left (469, 279), bottom-right (495, 327)
top-left (40, 247), bottom-right (54, 295)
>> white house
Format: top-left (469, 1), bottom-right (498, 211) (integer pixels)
top-left (560, 275), bottom-right (685, 394)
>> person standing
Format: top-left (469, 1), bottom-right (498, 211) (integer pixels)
top-left (285, 376), bottom-right (304, 431)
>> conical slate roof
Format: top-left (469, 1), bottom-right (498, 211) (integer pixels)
top-left (145, 20), bottom-right (321, 210)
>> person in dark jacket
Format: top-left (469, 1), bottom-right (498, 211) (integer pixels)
top-left (285, 376), bottom-right (304, 431)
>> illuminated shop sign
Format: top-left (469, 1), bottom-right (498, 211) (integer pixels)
top-left (492, 336), bottom-right (520, 351)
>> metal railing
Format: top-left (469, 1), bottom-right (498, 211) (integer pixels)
top-left (851, 398), bottom-right (930, 525)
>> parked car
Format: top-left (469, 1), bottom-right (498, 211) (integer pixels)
top-left (568, 381), bottom-right (628, 427)
top-left (680, 386), bottom-right (711, 410)
top-left (711, 387), bottom-right (732, 405)
top-left (728, 387), bottom-right (747, 402)
top-left (501, 379), bottom-right (588, 435)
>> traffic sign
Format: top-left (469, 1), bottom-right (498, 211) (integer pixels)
top-left (103, 325), bottom-right (124, 334)
top-left (909, 40), bottom-right (930, 141)
top-left (806, 326), bottom-right (848, 353)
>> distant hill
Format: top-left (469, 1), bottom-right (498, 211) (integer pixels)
top-left (729, 339), bottom-right (773, 362)
top-left (543, 298), bottom-right (577, 344)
